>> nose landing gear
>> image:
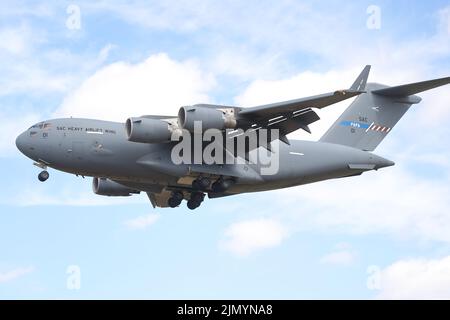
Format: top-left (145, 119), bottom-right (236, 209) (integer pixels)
top-left (33, 161), bottom-right (49, 182)
top-left (38, 170), bottom-right (49, 182)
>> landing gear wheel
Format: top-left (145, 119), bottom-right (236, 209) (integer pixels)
top-left (38, 170), bottom-right (49, 182)
top-left (187, 192), bottom-right (204, 210)
top-left (167, 191), bottom-right (184, 208)
top-left (172, 191), bottom-right (184, 202)
top-left (168, 197), bottom-right (182, 208)
top-left (192, 177), bottom-right (211, 191)
top-left (190, 192), bottom-right (204, 203)
top-left (187, 200), bottom-right (201, 210)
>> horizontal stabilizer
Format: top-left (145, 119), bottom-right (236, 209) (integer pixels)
top-left (372, 76), bottom-right (450, 97)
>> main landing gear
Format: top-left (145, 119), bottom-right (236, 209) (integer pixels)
top-left (187, 192), bottom-right (205, 210)
top-left (167, 176), bottom-right (235, 210)
top-left (166, 190), bottom-right (205, 210)
top-left (192, 177), bottom-right (211, 191)
top-left (38, 170), bottom-right (49, 182)
top-left (167, 191), bottom-right (184, 208)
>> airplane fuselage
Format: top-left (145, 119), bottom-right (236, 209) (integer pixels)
top-left (16, 118), bottom-right (394, 195)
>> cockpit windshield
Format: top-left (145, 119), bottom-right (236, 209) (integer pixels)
top-left (29, 122), bottom-right (43, 130)
top-left (28, 122), bottom-right (51, 130)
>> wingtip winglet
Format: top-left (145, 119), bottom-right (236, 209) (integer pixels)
top-left (350, 65), bottom-right (371, 92)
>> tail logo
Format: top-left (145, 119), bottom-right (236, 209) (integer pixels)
top-left (340, 120), bottom-right (370, 129)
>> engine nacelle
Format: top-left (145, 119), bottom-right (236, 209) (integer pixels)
top-left (126, 117), bottom-right (172, 143)
top-left (92, 177), bottom-right (140, 196)
top-left (178, 106), bottom-right (236, 132)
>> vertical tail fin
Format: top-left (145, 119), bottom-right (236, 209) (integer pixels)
top-left (320, 77), bottom-right (450, 151)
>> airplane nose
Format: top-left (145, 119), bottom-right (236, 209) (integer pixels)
top-left (15, 131), bottom-right (28, 155)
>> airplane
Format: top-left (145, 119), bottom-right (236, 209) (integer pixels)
top-left (15, 66), bottom-right (450, 210)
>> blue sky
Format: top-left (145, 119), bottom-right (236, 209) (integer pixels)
top-left (1, 0), bottom-right (450, 299)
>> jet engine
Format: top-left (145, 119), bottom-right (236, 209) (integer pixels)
top-left (178, 106), bottom-right (236, 132)
top-left (92, 177), bottom-right (140, 196)
top-left (126, 117), bottom-right (172, 143)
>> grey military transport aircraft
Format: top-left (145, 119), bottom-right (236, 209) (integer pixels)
top-left (16, 66), bottom-right (450, 210)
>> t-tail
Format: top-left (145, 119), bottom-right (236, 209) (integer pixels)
top-left (320, 68), bottom-right (450, 151)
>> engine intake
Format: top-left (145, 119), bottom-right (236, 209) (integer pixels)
top-left (92, 177), bottom-right (140, 196)
top-left (126, 117), bottom-right (172, 143)
top-left (178, 106), bottom-right (236, 132)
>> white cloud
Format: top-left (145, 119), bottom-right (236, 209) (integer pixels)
top-left (268, 164), bottom-right (450, 244)
top-left (0, 266), bottom-right (34, 283)
top-left (0, 26), bottom-right (77, 97)
top-left (320, 243), bottom-right (356, 266)
top-left (96, 44), bottom-right (116, 65)
top-left (220, 218), bottom-right (288, 256)
top-left (376, 256), bottom-right (450, 299)
top-left (124, 213), bottom-right (160, 230)
top-left (54, 53), bottom-right (215, 122)
top-left (0, 26), bottom-right (30, 55)
top-left (81, 2), bottom-right (450, 81)
top-left (439, 7), bottom-right (450, 35)
top-left (321, 251), bottom-right (355, 266)
top-left (83, 1), bottom-right (341, 80)
top-left (0, 2), bottom-right (54, 18)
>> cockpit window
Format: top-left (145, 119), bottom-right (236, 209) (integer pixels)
top-left (28, 122), bottom-right (44, 130)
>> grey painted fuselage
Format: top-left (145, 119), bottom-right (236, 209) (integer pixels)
top-left (15, 117), bottom-right (394, 195)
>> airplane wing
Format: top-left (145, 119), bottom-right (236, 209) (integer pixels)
top-left (237, 65), bottom-right (370, 120)
top-left (229, 66), bottom-right (371, 146)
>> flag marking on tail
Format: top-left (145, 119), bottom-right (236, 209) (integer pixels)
top-left (340, 120), bottom-right (391, 133)
top-left (370, 124), bottom-right (391, 133)
top-left (339, 121), bottom-right (370, 129)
